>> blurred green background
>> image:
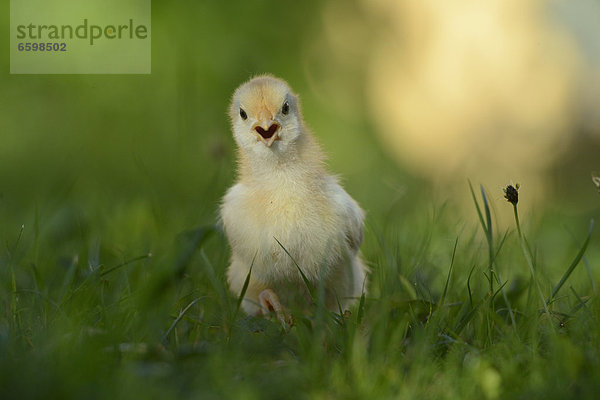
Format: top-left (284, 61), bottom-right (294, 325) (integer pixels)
top-left (1, 0), bottom-right (404, 240)
top-left (1, 0), bottom-right (599, 276)
top-left (2, 0), bottom-right (600, 234)
top-left (2, 0), bottom-right (600, 398)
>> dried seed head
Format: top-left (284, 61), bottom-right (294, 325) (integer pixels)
top-left (503, 184), bottom-right (519, 205)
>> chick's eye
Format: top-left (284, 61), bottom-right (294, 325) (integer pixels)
top-left (239, 108), bottom-right (247, 120)
top-left (281, 101), bottom-right (289, 115)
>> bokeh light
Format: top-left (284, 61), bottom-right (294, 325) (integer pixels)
top-left (317, 0), bottom-right (600, 210)
top-left (364, 0), bottom-right (600, 197)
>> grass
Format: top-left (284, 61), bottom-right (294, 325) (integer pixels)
top-left (1, 3), bottom-right (599, 396)
top-left (1, 175), bottom-right (599, 399)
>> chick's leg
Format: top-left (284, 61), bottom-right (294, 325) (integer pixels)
top-left (258, 289), bottom-right (292, 328)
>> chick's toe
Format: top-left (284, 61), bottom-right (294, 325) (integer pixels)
top-left (258, 288), bottom-right (292, 328)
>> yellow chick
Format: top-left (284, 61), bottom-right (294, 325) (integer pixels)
top-left (220, 75), bottom-right (367, 322)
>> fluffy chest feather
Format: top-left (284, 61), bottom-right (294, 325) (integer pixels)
top-left (221, 177), bottom-right (346, 282)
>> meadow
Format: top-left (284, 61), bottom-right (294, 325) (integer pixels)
top-left (2, 1), bottom-right (600, 399)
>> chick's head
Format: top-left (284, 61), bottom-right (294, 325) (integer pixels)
top-left (229, 75), bottom-right (303, 158)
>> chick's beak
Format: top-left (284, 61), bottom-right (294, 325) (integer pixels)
top-left (254, 123), bottom-right (280, 147)
top-left (253, 107), bottom-right (281, 147)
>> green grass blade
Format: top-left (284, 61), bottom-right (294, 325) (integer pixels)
top-left (162, 297), bottom-right (205, 343)
top-left (467, 264), bottom-right (476, 306)
top-left (568, 286), bottom-right (590, 314)
top-left (274, 236), bottom-right (315, 301)
top-left (399, 274), bottom-right (417, 300)
top-left (439, 237), bottom-right (459, 308)
top-left (9, 225), bottom-right (25, 331)
top-left (174, 226), bottom-right (216, 278)
top-left (453, 293), bottom-right (487, 336)
top-left (480, 185), bottom-right (495, 294)
top-left (491, 280), bottom-right (508, 302)
top-left (512, 203), bottom-right (551, 317)
top-left (235, 252), bottom-right (256, 316)
top-left (356, 291), bottom-right (366, 325)
top-left (468, 180), bottom-right (488, 237)
top-left (547, 219), bottom-right (594, 304)
top-left (59, 256), bottom-right (79, 303)
top-left (200, 249), bottom-right (228, 307)
top-left (494, 230), bottom-right (510, 261)
top-left (480, 185), bottom-right (493, 243)
top-left (142, 225), bottom-right (216, 303)
top-left (496, 270), bottom-right (517, 332)
top-left (334, 294), bottom-right (345, 323)
top-left (99, 253), bottom-right (152, 277)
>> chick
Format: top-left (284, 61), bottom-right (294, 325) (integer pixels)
top-left (220, 75), bottom-right (367, 322)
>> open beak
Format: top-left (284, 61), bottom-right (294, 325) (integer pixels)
top-left (253, 121), bottom-right (281, 147)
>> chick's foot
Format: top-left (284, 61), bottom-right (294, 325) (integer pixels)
top-left (258, 288), bottom-right (293, 329)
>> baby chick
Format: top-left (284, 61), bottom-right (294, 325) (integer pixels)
top-left (220, 75), bottom-right (367, 322)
